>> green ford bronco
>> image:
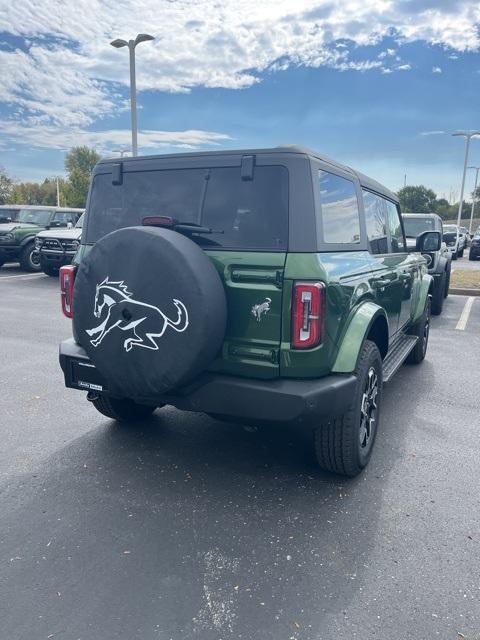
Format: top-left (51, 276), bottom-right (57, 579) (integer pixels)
top-left (59, 147), bottom-right (440, 476)
top-left (0, 206), bottom-right (83, 271)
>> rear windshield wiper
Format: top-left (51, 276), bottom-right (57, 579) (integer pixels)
top-left (175, 221), bottom-right (224, 235)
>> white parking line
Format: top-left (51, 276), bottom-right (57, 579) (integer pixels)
top-left (456, 296), bottom-right (475, 331)
top-left (0, 273), bottom-right (46, 281)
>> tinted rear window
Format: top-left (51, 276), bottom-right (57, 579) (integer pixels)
top-left (403, 217), bottom-right (439, 237)
top-left (86, 166), bottom-right (288, 250)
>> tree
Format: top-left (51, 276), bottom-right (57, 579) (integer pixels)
top-left (398, 185), bottom-right (437, 213)
top-left (0, 166), bottom-right (14, 204)
top-left (64, 146), bottom-right (100, 208)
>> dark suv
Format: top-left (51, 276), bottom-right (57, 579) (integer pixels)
top-left (0, 206), bottom-right (83, 271)
top-left (470, 228), bottom-right (480, 260)
top-left (59, 147), bottom-right (437, 476)
top-left (402, 213), bottom-right (451, 314)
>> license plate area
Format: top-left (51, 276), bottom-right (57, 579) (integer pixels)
top-left (70, 359), bottom-right (107, 392)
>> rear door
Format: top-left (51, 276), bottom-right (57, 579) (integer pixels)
top-left (200, 165), bottom-right (288, 379)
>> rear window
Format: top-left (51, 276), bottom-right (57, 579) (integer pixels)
top-left (86, 166), bottom-right (288, 250)
top-left (403, 217), bottom-right (440, 237)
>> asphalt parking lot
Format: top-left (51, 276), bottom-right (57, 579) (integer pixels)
top-left (0, 269), bottom-right (479, 640)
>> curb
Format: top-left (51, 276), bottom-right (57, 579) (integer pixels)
top-left (449, 287), bottom-right (480, 296)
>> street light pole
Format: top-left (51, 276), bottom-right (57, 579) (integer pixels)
top-left (452, 130), bottom-right (480, 246)
top-left (468, 166), bottom-right (480, 235)
top-left (110, 33), bottom-right (155, 157)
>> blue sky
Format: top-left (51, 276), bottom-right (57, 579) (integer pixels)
top-left (1, 0), bottom-right (480, 199)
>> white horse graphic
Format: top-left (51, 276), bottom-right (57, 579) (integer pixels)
top-left (251, 297), bottom-right (271, 322)
top-left (85, 278), bottom-right (189, 352)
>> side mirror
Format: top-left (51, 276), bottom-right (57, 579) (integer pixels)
top-left (416, 230), bottom-right (441, 252)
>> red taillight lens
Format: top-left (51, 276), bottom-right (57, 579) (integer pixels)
top-left (60, 265), bottom-right (76, 318)
top-left (291, 282), bottom-right (325, 349)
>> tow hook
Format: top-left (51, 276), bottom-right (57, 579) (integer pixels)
top-left (87, 391), bottom-right (100, 402)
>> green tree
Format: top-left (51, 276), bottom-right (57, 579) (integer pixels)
top-left (398, 185), bottom-right (438, 213)
top-left (64, 146), bottom-right (100, 208)
top-left (0, 166), bottom-right (14, 204)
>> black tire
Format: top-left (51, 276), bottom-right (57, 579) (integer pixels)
top-left (452, 252), bottom-right (457, 261)
top-left (19, 242), bottom-right (41, 272)
top-left (314, 340), bottom-right (383, 477)
top-left (469, 252), bottom-right (477, 261)
top-left (42, 263), bottom-right (60, 277)
top-left (444, 266), bottom-right (451, 298)
top-left (431, 272), bottom-right (445, 315)
top-left (458, 248), bottom-right (464, 258)
top-left (407, 296), bottom-right (431, 365)
top-left (90, 394), bottom-right (158, 422)
top-left (0, 259), bottom-right (5, 268)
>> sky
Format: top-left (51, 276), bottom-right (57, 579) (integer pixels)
top-left (1, 0), bottom-right (480, 199)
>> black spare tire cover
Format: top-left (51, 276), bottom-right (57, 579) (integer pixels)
top-left (73, 226), bottom-right (227, 399)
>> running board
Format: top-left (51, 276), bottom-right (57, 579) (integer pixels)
top-left (383, 334), bottom-right (418, 384)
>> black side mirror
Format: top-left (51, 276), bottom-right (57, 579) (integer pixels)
top-left (416, 230), bottom-right (441, 252)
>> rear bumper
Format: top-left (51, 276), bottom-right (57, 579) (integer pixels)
top-left (59, 338), bottom-right (357, 425)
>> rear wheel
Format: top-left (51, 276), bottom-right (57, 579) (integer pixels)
top-left (407, 296), bottom-right (431, 364)
top-left (458, 248), bottom-right (464, 258)
top-left (314, 340), bottom-right (382, 477)
top-left (431, 272), bottom-right (445, 315)
top-left (470, 252), bottom-right (477, 261)
top-left (452, 252), bottom-right (458, 260)
top-left (89, 393), bottom-right (159, 422)
top-left (19, 243), bottom-right (41, 272)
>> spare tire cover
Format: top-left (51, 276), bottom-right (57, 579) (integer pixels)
top-left (73, 226), bottom-right (227, 398)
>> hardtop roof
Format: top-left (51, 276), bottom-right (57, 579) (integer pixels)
top-left (98, 145), bottom-right (399, 203)
top-left (402, 212), bottom-right (442, 219)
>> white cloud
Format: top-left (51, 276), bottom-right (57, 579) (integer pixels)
top-left (0, 120), bottom-right (231, 153)
top-left (420, 130), bottom-right (445, 136)
top-left (432, 66), bottom-right (443, 73)
top-left (1, 0), bottom-right (479, 148)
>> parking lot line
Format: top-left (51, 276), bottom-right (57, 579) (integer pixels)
top-left (0, 273), bottom-right (46, 281)
top-left (455, 296), bottom-right (475, 331)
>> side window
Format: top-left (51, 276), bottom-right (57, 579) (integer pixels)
top-left (319, 171), bottom-right (361, 244)
top-left (362, 190), bottom-right (388, 254)
top-left (385, 200), bottom-right (406, 252)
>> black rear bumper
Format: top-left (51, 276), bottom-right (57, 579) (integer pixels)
top-left (59, 338), bottom-right (357, 425)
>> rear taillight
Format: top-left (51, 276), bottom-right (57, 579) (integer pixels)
top-left (291, 282), bottom-right (325, 349)
top-left (60, 265), bottom-right (76, 318)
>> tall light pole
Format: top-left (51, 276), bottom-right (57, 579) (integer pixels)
top-left (110, 33), bottom-right (155, 157)
top-left (452, 130), bottom-right (480, 246)
top-left (467, 165), bottom-right (480, 235)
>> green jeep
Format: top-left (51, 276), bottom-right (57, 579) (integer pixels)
top-left (0, 206), bottom-right (83, 271)
top-left (59, 147), bottom-right (439, 476)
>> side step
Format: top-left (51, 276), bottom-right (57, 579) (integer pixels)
top-left (383, 334), bottom-right (418, 384)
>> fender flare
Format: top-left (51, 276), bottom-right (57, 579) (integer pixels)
top-left (19, 233), bottom-right (38, 248)
top-left (411, 273), bottom-right (433, 324)
top-left (332, 301), bottom-right (389, 374)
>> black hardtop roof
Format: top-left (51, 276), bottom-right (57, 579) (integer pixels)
top-left (98, 145), bottom-right (399, 203)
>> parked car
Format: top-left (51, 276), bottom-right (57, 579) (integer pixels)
top-left (59, 146), bottom-right (436, 477)
top-left (443, 224), bottom-right (463, 259)
top-left (34, 213), bottom-right (84, 276)
top-left (402, 213), bottom-right (451, 315)
top-left (0, 205), bottom-right (21, 224)
top-left (459, 226), bottom-right (470, 246)
top-left (0, 206), bottom-right (83, 271)
top-left (469, 229), bottom-right (480, 260)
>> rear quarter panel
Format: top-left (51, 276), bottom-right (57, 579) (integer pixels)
top-left (281, 251), bottom-right (378, 377)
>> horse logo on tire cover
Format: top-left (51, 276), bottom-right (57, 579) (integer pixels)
top-left (85, 278), bottom-right (189, 352)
